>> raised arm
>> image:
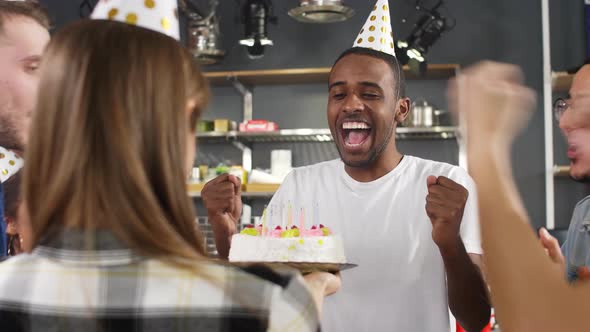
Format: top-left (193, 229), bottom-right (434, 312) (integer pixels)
top-left (449, 62), bottom-right (590, 332)
top-left (201, 174), bottom-right (242, 258)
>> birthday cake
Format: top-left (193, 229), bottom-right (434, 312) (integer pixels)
top-left (228, 224), bottom-right (346, 263)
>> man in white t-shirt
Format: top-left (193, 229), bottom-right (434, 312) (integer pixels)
top-left (203, 46), bottom-right (490, 332)
top-left (203, 1), bottom-right (489, 330)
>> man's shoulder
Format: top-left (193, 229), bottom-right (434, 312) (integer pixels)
top-left (573, 195), bottom-right (590, 217)
top-left (403, 156), bottom-right (474, 192)
top-left (406, 156), bottom-right (467, 177)
top-left (575, 195), bottom-right (590, 208)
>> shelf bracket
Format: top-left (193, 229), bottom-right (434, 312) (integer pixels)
top-left (231, 141), bottom-right (252, 173)
top-left (542, 0), bottom-right (555, 229)
top-left (229, 76), bottom-right (253, 122)
top-left (553, 165), bottom-right (570, 177)
top-left (453, 67), bottom-right (469, 171)
top-left (227, 76), bottom-right (253, 174)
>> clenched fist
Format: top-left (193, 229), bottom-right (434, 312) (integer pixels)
top-left (448, 61), bottom-right (536, 153)
top-left (426, 176), bottom-right (468, 253)
top-left (202, 174), bottom-right (242, 219)
top-left (201, 174), bottom-right (242, 258)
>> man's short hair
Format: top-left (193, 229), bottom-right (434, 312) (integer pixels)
top-left (333, 47), bottom-right (406, 98)
top-left (0, 1), bottom-right (50, 34)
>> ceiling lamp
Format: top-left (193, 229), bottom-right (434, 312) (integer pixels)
top-left (288, 0), bottom-right (354, 24)
top-left (395, 0), bottom-right (454, 76)
top-left (239, 0), bottom-right (277, 59)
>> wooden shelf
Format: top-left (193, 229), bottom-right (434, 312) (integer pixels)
top-left (243, 183), bottom-right (281, 193)
top-left (190, 191), bottom-right (276, 198)
top-left (553, 165), bottom-right (570, 177)
top-left (203, 64), bottom-right (459, 86)
top-left (187, 183), bottom-right (205, 193)
top-left (552, 71), bottom-right (574, 92)
top-left (188, 183), bottom-right (280, 198)
top-left (204, 68), bottom-right (330, 86)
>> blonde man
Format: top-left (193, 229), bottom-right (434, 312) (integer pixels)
top-left (0, 1), bottom-right (50, 256)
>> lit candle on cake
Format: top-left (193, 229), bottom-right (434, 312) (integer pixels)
top-left (261, 207), bottom-right (267, 236)
top-left (279, 203), bottom-right (284, 229)
top-left (313, 201), bottom-right (319, 227)
top-left (288, 201), bottom-right (293, 228)
top-left (299, 207), bottom-right (305, 236)
top-left (269, 204), bottom-right (274, 229)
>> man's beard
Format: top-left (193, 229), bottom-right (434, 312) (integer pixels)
top-left (338, 120), bottom-right (396, 169)
top-left (572, 174), bottom-right (590, 184)
top-left (0, 116), bottom-right (24, 152)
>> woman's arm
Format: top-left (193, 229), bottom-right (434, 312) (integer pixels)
top-left (450, 62), bottom-right (590, 332)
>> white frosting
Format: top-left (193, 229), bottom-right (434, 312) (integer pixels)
top-left (228, 234), bottom-right (346, 263)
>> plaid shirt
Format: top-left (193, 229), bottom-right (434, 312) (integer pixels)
top-left (0, 230), bottom-right (319, 332)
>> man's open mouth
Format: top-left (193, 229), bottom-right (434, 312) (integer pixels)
top-left (341, 121), bottom-right (372, 148)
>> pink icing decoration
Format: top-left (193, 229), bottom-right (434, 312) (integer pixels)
top-left (268, 229), bottom-right (282, 238)
top-left (301, 229), bottom-right (324, 237)
top-left (254, 225), bottom-right (327, 238)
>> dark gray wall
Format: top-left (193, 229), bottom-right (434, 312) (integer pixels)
top-left (39, 0), bottom-right (589, 228)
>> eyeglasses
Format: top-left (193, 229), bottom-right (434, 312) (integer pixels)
top-left (553, 98), bottom-right (569, 121)
top-left (553, 96), bottom-right (590, 122)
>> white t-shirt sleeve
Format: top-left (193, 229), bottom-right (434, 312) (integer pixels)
top-left (448, 167), bottom-right (483, 255)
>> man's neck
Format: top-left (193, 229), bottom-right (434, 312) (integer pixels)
top-left (344, 150), bottom-right (404, 183)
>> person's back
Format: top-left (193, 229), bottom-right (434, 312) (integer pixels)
top-left (0, 230), bottom-right (317, 332)
top-left (268, 155), bottom-right (481, 331)
top-left (0, 18), bottom-right (327, 332)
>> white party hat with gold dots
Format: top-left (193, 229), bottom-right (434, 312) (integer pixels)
top-left (0, 147), bottom-right (23, 183)
top-left (353, 0), bottom-right (395, 56)
top-left (91, 0), bottom-right (179, 40)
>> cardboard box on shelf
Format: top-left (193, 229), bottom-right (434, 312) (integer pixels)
top-left (239, 120), bottom-right (279, 132)
top-left (213, 119), bottom-right (236, 132)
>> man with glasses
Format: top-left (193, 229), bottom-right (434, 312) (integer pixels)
top-left (539, 64), bottom-right (590, 282)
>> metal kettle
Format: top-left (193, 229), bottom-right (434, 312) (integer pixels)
top-left (404, 98), bottom-right (434, 128)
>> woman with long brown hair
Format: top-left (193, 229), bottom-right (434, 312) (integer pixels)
top-left (0, 19), bottom-right (339, 331)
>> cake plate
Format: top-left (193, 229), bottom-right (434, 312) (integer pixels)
top-left (231, 262), bottom-right (358, 274)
